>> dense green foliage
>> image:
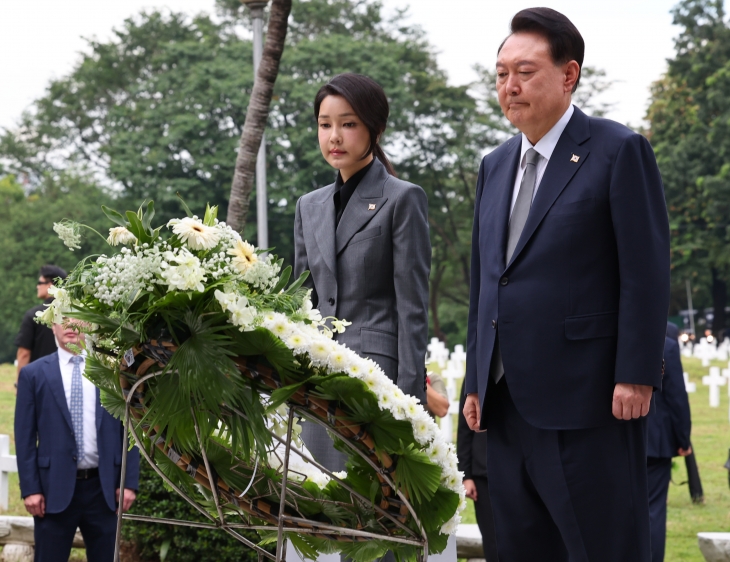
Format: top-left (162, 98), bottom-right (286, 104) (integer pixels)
top-left (123, 461), bottom-right (264, 562)
top-left (0, 174), bottom-right (114, 363)
top-left (647, 0), bottom-right (730, 333)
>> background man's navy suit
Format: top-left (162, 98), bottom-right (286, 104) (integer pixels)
top-left (15, 352), bottom-right (140, 561)
top-left (647, 335), bottom-right (691, 562)
top-left (465, 107), bottom-right (670, 561)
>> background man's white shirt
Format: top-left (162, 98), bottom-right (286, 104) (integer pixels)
top-left (510, 104), bottom-right (575, 215)
top-left (57, 347), bottom-right (99, 469)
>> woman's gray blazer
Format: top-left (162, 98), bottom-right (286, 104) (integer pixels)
top-left (294, 158), bottom-right (431, 405)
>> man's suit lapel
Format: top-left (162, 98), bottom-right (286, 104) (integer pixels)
top-left (308, 184), bottom-right (337, 276)
top-left (506, 107), bottom-right (591, 269)
top-left (46, 354), bottom-right (74, 432)
top-left (335, 160), bottom-right (389, 255)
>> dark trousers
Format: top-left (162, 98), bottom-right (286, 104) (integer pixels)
top-left (34, 476), bottom-right (117, 562)
top-left (486, 378), bottom-right (651, 562)
top-left (647, 457), bottom-right (673, 562)
top-left (472, 476), bottom-right (499, 562)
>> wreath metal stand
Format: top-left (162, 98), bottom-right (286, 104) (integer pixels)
top-left (112, 368), bottom-right (429, 562)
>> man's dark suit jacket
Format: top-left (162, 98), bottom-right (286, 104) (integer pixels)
top-left (465, 106), bottom-right (670, 430)
top-left (648, 336), bottom-right (691, 458)
top-left (15, 352), bottom-right (140, 513)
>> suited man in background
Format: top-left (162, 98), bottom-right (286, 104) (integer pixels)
top-left (457, 385), bottom-right (498, 561)
top-left (294, 73), bottom-right (430, 471)
top-left (647, 326), bottom-right (692, 561)
top-left (462, 8), bottom-right (669, 561)
top-left (15, 320), bottom-right (140, 562)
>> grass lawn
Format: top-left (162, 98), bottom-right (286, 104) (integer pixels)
top-left (2, 357), bottom-right (729, 561)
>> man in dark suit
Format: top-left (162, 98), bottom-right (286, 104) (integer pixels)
top-left (647, 329), bottom-right (692, 562)
top-left (462, 8), bottom-right (670, 562)
top-left (15, 320), bottom-right (140, 562)
top-left (457, 386), bottom-right (498, 562)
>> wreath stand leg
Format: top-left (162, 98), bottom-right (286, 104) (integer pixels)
top-left (113, 391), bottom-right (131, 562)
top-left (275, 407), bottom-right (296, 562)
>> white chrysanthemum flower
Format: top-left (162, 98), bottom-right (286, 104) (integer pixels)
top-left (413, 417), bottom-right (435, 445)
top-left (107, 226), bottom-right (137, 246)
top-left (329, 349), bottom-right (349, 372)
top-left (427, 438), bottom-right (449, 464)
top-left (441, 513), bottom-right (461, 535)
top-left (362, 370), bottom-right (379, 391)
top-left (377, 392), bottom-right (392, 409)
top-left (270, 318), bottom-right (293, 338)
top-left (346, 361), bottom-right (363, 378)
top-left (228, 239), bottom-right (258, 274)
top-left (286, 332), bottom-right (309, 353)
top-left (310, 340), bottom-right (331, 364)
top-left (404, 396), bottom-right (421, 418)
top-left (442, 470), bottom-right (462, 490)
top-left (53, 221), bottom-right (82, 251)
top-left (171, 217), bottom-right (220, 250)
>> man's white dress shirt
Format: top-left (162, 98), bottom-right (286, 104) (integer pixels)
top-left (510, 104), bottom-right (575, 215)
top-left (57, 347), bottom-right (99, 469)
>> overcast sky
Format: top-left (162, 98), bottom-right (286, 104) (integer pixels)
top-left (1, 0), bottom-right (723, 132)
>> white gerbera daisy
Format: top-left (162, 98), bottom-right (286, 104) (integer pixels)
top-left (171, 217), bottom-right (220, 250)
top-left (107, 226), bottom-right (137, 246)
top-left (228, 240), bottom-right (258, 273)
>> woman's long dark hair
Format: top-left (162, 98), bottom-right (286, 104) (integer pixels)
top-left (314, 73), bottom-right (396, 177)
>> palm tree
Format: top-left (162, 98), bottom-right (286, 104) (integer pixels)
top-left (227, 0), bottom-right (292, 231)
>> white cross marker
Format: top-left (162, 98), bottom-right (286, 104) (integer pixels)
top-left (0, 434), bottom-right (18, 510)
top-left (703, 367), bottom-right (726, 408)
top-left (683, 372), bottom-right (696, 393)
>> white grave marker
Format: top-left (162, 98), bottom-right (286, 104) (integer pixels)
top-left (683, 372), bottom-right (696, 393)
top-left (0, 434), bottom-right (18, 510)
top-left (703, 367), bottom-right (726, 408)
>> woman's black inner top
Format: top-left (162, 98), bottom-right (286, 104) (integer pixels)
top-left (333, 159), bottom-right (374, 227)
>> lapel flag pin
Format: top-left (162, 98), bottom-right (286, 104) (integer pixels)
top-left (368, 204), bottom-right (376, 211)
top-left (570, 154), bottom-right (580, 163)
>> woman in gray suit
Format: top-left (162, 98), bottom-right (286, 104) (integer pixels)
top-left (294, 73), bottom-right (431, 470)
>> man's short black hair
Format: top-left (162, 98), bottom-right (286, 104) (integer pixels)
top-left (501, 7), bottom-right (584, 92)
top-left (39, 264), bottom-right (68, 283)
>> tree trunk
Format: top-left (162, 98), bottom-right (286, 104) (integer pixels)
top-left (712, 267), bottom-right (727, 342)
top-left (226, 0), bottom-right (292, 231)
